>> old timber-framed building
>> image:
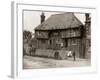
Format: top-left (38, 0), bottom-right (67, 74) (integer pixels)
top-left (34, 12), bottom-right (88, 58)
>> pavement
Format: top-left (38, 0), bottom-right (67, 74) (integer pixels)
top-left (23, 55), bottom-right (91, 69)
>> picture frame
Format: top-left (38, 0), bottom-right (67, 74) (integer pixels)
top-left (11, 1), bottom-right (97, 78)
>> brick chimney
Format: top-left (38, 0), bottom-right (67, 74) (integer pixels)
top-left (40, 12), bottom-right (45, 24)
top-left (85, 13), bottom-right (89, 21)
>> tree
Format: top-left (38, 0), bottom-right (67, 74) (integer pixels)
top-left (23, 30), bottom-right (32, 43)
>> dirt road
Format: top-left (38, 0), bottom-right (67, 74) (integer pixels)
top-left (23, 55), bottom-right (91, 69)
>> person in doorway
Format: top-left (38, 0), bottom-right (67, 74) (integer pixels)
top-left (54, 51), bottom-right (59, 59)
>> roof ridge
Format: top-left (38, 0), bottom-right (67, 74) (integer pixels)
top-left (51, 12), bottom-right (73, 16)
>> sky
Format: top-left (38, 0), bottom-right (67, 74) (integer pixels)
top-left (23, 10), bottom-right (86, 33)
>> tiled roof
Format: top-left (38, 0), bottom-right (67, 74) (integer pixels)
top-left (35, 12), bottom-right (83, 30)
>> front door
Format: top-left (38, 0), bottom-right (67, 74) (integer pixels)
top-left (51, 38), bottom-right (61, 50)
top-left (49, 31), bottom-right (61, 50)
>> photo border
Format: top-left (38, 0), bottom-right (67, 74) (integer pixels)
top-left (11, 1), bottom-right (97, 78)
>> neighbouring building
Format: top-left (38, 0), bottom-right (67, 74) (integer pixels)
top-left (34, 12), bottom-right (89, 58)
top-left (85, 13), bottom-right (91, 59)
